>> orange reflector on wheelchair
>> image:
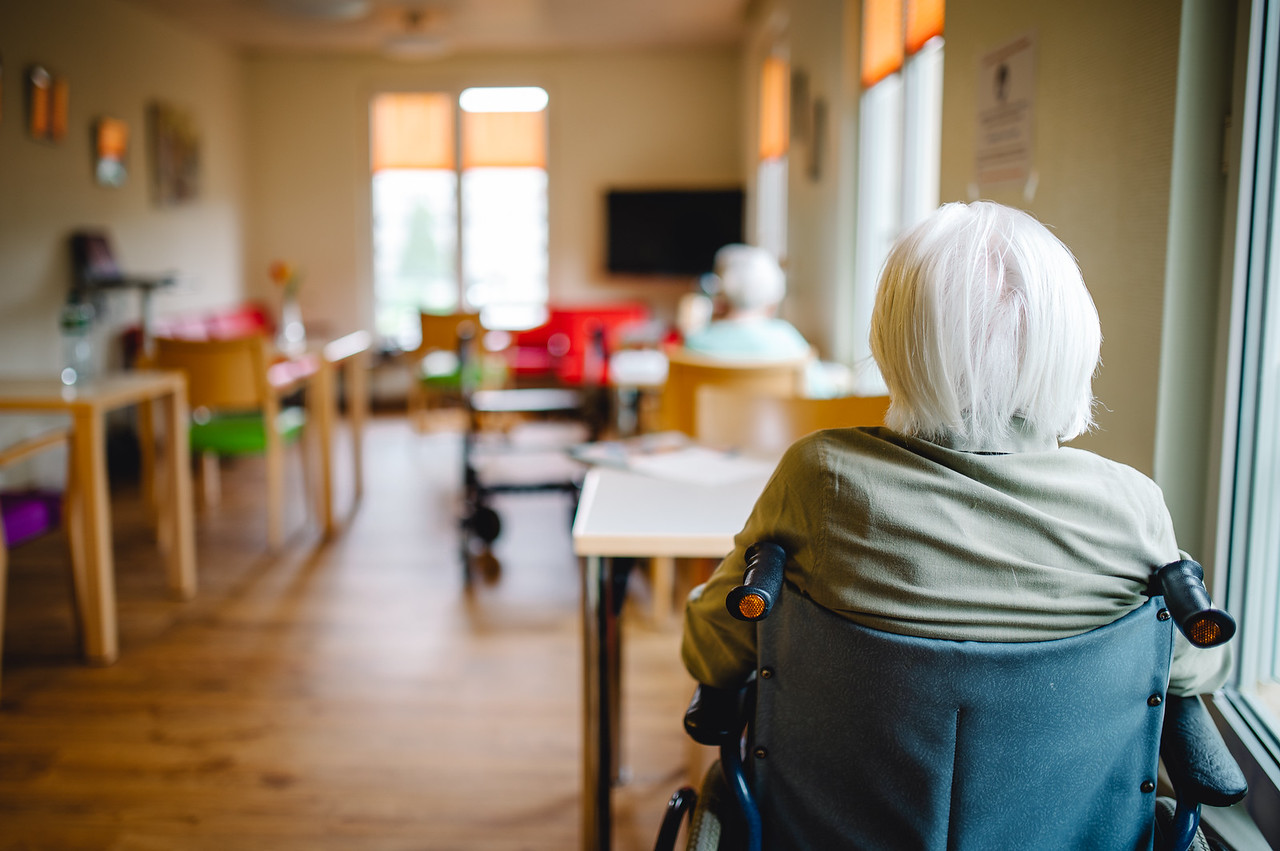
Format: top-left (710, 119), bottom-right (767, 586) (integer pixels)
top-left (737, 594), bottom-right (767, 620)
top-left (1186, 617), bottom-right (1222, 648)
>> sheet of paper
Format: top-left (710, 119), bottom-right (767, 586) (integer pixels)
top-left (626, 446), bottom-right (777, 486)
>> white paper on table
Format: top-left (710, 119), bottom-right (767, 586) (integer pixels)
top-left (626, 446), bottom-right (777, 486)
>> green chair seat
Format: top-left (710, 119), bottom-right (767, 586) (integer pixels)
top-left (190, 408), bottom-right (306, 455)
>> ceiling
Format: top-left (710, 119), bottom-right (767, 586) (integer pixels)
top-left (121, 0), bottom-right (751, 59)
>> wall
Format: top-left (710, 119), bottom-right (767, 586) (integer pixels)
top-left (0, 0), bottom-right (247, 374)
top-left (938, 0), bottom-right (1183, 473)
top-left (0, 0), bottom-right (246, 484)
top-left (242, 47), bottom-right (743, 336)
top-left (739, 0), bottom-right (860, 364)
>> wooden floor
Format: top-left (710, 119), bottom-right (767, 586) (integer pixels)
top-left (0, 415), bottom-right (702, 850)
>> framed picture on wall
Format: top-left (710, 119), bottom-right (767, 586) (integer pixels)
top-left (94, 116), bottom-right (129, 187)
top-left (25, 65), bottom-right (68, 143)
top-left (26, 65), bottom-right (51, 140)
top-left (148, 101), bottom-right (200, 205)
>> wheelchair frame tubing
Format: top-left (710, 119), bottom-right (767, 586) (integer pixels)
top-left (1171, 800), bottom-right (1201, 851)
top-left (721, 738), bottom-right (762, 851)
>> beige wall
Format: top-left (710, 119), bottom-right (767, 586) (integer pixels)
top-left (0, 0), bottom-right (1217, 489)
top-left (938, 0), bottom-right (1183, 473)
top-left (738, 0), bottom-right (860, 364)
top-left (0, 0), bottom-right (247, 374)
top-left (243, 48), bottom-right (743, 335)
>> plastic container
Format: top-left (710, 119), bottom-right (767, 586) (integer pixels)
top-left (59, 301), bottom-right (96, 385)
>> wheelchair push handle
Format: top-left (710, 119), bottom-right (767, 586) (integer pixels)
top-left (1155, 559), bottom-right (1236, 648)
top-left (727, 541), bottom-right (786, 622)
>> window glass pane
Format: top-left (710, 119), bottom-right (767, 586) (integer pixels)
top-left (1225, 3), bottom-right (1280, 757)
top-left (1231, 182), bottom-right (1280, 733)
top-left (461, 167), bottom-right (547, 329)
top-left (852, 75), bottom-right (903, 391)
top-left (372, 168), bottom-right (458, 347)
top-left (901, 41), bottom-right (944, 229)
top-left (756, 157), bottom-right (788, 261)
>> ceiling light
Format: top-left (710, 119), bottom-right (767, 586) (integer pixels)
top-left (459, 87), bottom-right (550, 113)
top-left (382, 7), bottom-right (450, 61)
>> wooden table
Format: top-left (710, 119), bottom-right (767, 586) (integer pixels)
top-left (315, 331), bottom-right (371, 535)
top-left (571, 463), bottom-right (773, 850)
top-left (0, 371), bottom-right (196, 664)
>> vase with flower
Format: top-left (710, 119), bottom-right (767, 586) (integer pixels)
top-left (269, 260), bottom-right (307, 356)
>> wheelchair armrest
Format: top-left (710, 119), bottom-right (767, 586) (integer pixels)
top-left (727, 541), bottom-right (787, 622)
top-left (684, 683), bottom-right (749, 747)
top-left (1160, 694), bottom-right (1248, 808)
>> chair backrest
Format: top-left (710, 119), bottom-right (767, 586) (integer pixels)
top-left (146, 335), bottom-right (273, 411)
top-left (753, 588), bottom-right (1172, 850)
top-left (418, 312), bottom-right (481, 356)
top-left (660, 348), bottom-right (810, 436)
top-left (694, 387), bottom-right (890, 454)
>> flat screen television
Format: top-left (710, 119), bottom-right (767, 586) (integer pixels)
top-left (606, 188), bottom-right (744, 276)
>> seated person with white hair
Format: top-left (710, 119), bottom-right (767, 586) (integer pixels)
top-left (682, 244), bottom-right (812, 361)
top-left (682, 201), bottom-right (1230, 698)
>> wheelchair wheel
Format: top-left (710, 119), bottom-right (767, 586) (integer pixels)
top-left (462, 503), bottom-right (501, 544)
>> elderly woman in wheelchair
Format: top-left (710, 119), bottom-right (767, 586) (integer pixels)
top-left (665, 201), bottom-right (1247, 851)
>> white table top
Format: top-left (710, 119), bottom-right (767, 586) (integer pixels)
top-left (571, 463), bottom-right (773, 559)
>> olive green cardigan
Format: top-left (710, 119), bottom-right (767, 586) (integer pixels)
top-left (682, 426), bottom-right (1231, 697)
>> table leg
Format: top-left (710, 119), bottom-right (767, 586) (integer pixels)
top-left (71, 407), bottom-right (117, 665)
top-left (159, 385), bottom-right (196, 599)
top-left (345, 354), bottom-right (367, 504)
top-left (583, 553), bottom-right (611, 851)
top-left (313, 361), bottom-right (337, 538)
top-left (583, 554), bottom-right (632, 851)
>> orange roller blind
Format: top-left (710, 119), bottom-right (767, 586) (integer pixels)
top-left (905, 0), bottom-right (945, 54)
top-left (462, 110), bottom-right (546, 170)
top-left (861, 0), bottom-right (904, 89)
top-left (758, 55), bottom-right (789, 161)
top-left (371, 92), bottom-right (454, 171)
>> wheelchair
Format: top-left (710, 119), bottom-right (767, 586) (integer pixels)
top-left (457, 325), bottom-right (610, 584)
top-left (656, 542), bottom-right (1249, 851)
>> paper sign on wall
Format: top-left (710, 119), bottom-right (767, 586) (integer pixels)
top-left (975, 33), bottom-right (1036, 186)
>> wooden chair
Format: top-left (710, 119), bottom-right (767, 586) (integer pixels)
top-left (140, 335), bottom-right (310, 550)
top-left (694, 386), bottom-right (891, 455)
top-left (0, 428), bottom-right (84, 699)
top-left (659, 348), bottom-right (810, 437)
top-left (404, 311), bottom-right (483, 431)
top-left (645, 387), bottom-right (890, 631)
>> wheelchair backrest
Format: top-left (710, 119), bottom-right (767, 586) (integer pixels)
top-left (753, 588), bottom-right (1174, 850)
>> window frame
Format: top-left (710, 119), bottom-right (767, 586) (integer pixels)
top-left (369, 86), bottom-right (550, 343)
top-left (1213, 0), bottom-right (1280, 836)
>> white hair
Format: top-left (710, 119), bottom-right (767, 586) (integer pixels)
top-left (868, 201), bottom-right (1101, 448)
top-left (714, 244), bottom-right (786, 312)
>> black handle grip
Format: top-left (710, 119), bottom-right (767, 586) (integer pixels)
top-left (1156, 559), bottom-right (1236, 648)
top-left (726, 541), bottom-right (786, 621)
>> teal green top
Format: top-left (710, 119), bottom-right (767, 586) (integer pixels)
top-left (683, 317), bottom-right (811, 361)
top-left (681, 426), bottom-right (1232, 696)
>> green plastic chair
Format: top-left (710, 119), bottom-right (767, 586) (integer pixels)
top-left (145, 335), bottom-right (308, 549)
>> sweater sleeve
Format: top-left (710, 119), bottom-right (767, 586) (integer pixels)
top-left (681, 440), bottom-right (821, 688)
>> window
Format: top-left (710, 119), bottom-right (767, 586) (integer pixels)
top-left (1223, 0), bottom-right (1280, 767)
top-left (371, 87), bottom-right (548, 346)
top-left (851, 0), bottom-right (944, 390)
top-left (756, 53), bottom-right (790, 260)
